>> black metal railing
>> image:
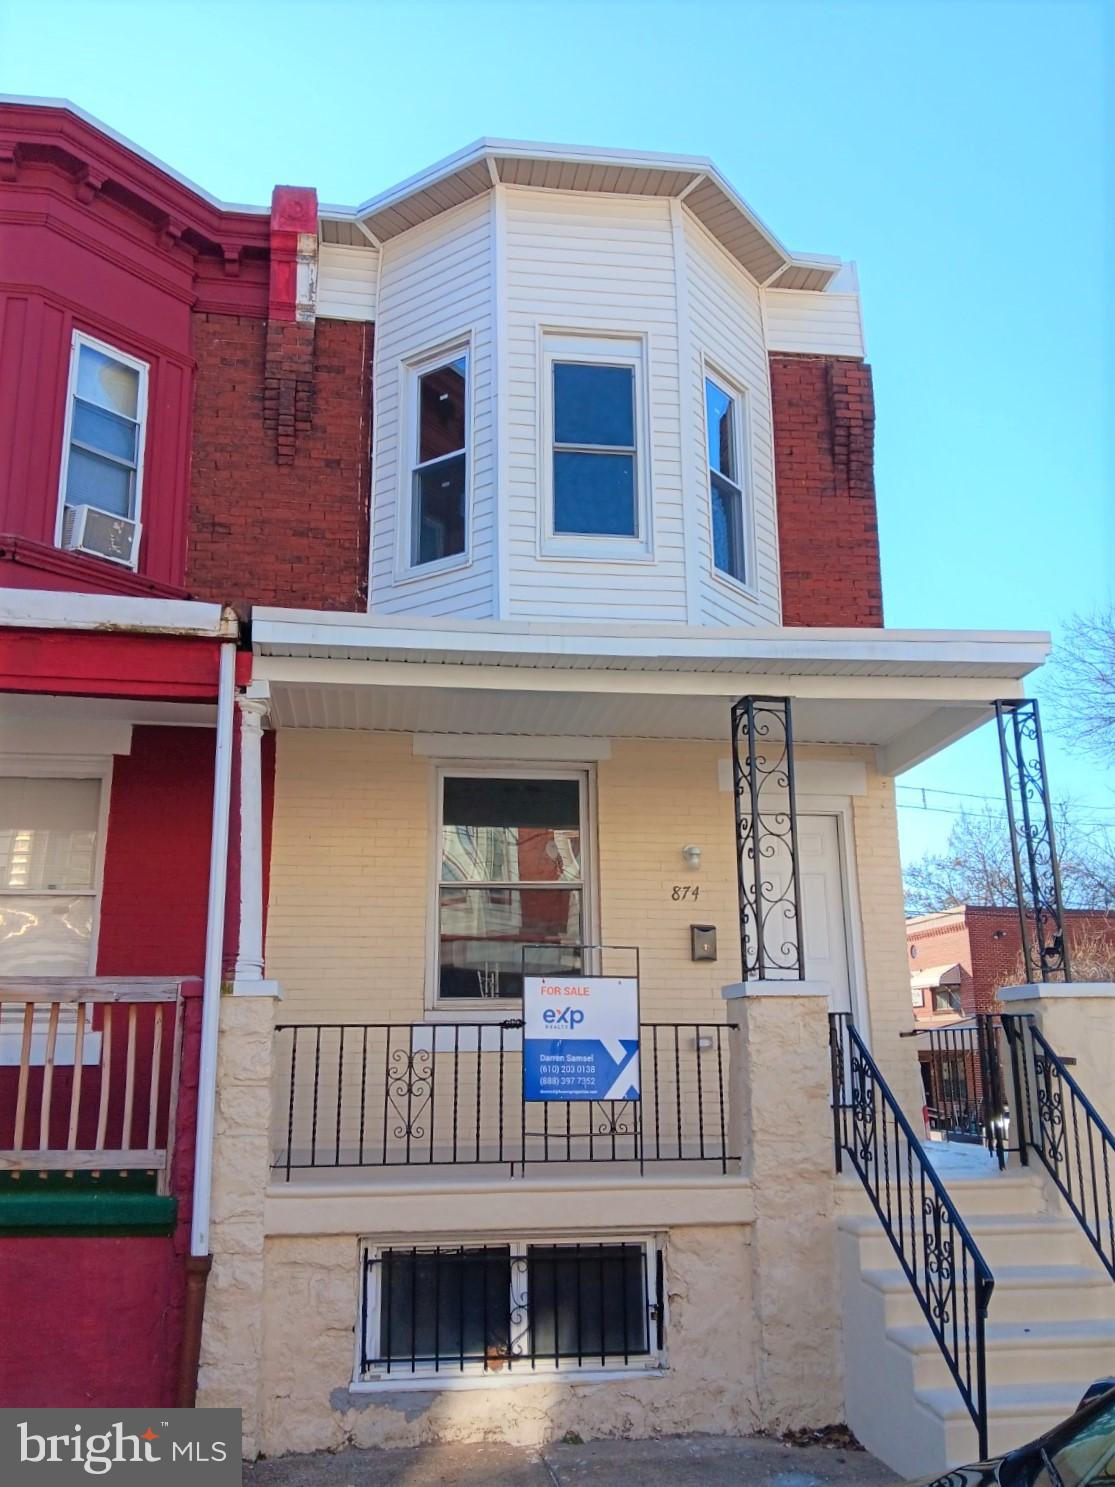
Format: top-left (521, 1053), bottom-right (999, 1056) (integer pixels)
top-left (358, 1241), bottom-right (663, 1377)
top-left (731, 695), bottom-right (804, 979)
top-left (830, 1013), bottom-right (994, 1460)
top-left (274, 1020), bottom-right (736, 1179)
top-left (906, 1016), bottom-right (1009, 1168)
top-left (1003, 1013), bottom-right (1115, 1280)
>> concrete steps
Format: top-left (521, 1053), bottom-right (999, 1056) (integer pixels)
top-left (837, 1164), bottom-right (1115, 1478)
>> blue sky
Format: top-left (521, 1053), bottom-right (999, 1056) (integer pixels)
top-left (3, 0), bottom-right (1111, 867)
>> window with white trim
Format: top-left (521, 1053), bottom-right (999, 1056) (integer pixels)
top-left (543, 335), bottom-right (648, 555)
top-left (0, 777), bottom-right (101, 976)
top-left (409, 350), bottom-right (468, 567)
top-left (358, 1240), bottom-right (663, 1379)
top-left (436, 771), bottom-right (586, 1002)
top-left (58, 334), bottom-right (148, 562)
top-left (704, 374), bottom-right (747, 585)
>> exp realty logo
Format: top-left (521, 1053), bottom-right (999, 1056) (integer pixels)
top-left (1, 1409), bottom-right (241, 1483)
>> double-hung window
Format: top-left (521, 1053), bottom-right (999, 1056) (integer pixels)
top-left (436, 772), bottom-right (585, 1001)
top-left (705, 374), bottom-right (747, 585)
top-left (544, 335), bottom-right (647, 553)
top-left (359, 1239), bottom-right (662, 1379)
top-left (409, 351), bottom-right (468, 568)
top-left (58, 333), bottom-right (148, 564)
top-left (0, 777), bottom-right (101, 976)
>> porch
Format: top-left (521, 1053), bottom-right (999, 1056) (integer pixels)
top-left (240, 610), bottom-right (1052, 1190)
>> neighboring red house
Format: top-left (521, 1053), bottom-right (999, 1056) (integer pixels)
top-left (907, 904), bottom-right (1115, 1022)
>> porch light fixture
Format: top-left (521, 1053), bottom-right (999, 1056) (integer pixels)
top-left (682, 844), bottom-right (701, 869)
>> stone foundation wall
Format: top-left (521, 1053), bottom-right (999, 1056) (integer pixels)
top-left (257, 1224), bottom-right (757, 1457)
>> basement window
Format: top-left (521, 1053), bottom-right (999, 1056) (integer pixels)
top-left (408, 348), bottom-right (469, 568)
top-left (358, 1240), bottom-right (663, 1380)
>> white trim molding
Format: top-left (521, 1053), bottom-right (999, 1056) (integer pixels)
top-left (999, 982), bottom-right (1115, 1002)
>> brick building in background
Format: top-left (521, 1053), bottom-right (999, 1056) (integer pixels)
top-left (907, 904), bottom-right (1115, 1022)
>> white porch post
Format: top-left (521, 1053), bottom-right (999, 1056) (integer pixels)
top-left (232, 690), bottom-right (279, 997)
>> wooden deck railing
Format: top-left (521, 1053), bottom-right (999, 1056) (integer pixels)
top-left (0, 979), bottom-right (186, 1188)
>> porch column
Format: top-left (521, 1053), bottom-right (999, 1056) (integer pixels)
top-left (730, 696), bottom-right (804, 980)
top-left (995, 698), bottom-right (1071, 983)
top-left (724, 981), bottom-right (842, 1429)
top-left (999, 983), bottom-right (1115, 1137)
top-left (232, 690), bottom-right (279, 996)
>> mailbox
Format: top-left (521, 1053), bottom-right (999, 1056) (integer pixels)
top-left (690, 924), bottom-right (717, 962)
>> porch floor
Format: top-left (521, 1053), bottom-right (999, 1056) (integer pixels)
top-left (920, 1137), bottom-right (1012, 1180)
top-left (269, 1156), bottom-right (741, 1188)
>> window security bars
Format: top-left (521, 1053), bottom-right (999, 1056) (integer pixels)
top-left (273, 1021), bottom-right (735, 1179)
top-left (730, 696), bottom-right (803, 980)
top-left (910, 1017), bottom-right (1009, 1169)
top-left (1003, 1014), bottom-right (1115, 1281)
top-left (994, 699), bottom-right (1071, 983)
top-left (830, 1013), bottom-right (993, 1462)
top-left (359, 1241), bottom-right (663, 1378)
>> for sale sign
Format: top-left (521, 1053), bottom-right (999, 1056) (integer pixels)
top-left (523, 975), bottom-right (640, 1101)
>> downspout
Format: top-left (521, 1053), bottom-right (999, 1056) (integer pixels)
top-left (177, 637), bottom-right (237, 1407)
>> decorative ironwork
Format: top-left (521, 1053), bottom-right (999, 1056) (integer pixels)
top-left (994, 699), bottom-right (1071, 983)
top-left (1002, 1014), bottom-right (1115, 1280)
top-left (275, 1020), bottom-right (736, 1179)
top-left (731, 696), bottom-right (803, 979)
top-left (830, 1013), bottom-right (993, 1461)
top-left (907, 1018), bottom-right (1009, 1168)
top-left (358, 1242), bottom-right (661, 1378)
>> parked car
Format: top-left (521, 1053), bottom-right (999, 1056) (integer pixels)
top-left (906, 1382), bottom-right (1115, 1485)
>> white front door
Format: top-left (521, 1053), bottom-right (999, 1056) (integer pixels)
top-left (797, 814), bottom-right (852, 1015)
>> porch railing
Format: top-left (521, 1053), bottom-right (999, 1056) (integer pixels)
top-left (830, 1012), bottom-right (994, 1461)
top-left (1003, 1013), bottom-right (1115, 1281)
top-left (273, 1020), bottom-right (736, 1180)
top-left (906, 1016), bottom-right (1009, 1168)
top-left (0, 979), bottom-right (186, 1188)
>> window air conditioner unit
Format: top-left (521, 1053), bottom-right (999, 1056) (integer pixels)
top-left (61, 504), bottom-right (141, 567)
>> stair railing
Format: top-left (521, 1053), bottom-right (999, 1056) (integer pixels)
top-left (1002, 1012), bottom-right (1115, 1281)
top-left (830, 1012), bottom-right (994, 1461)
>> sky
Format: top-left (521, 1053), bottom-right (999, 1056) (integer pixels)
top-left (2, 0), bottom-right (1111, 871)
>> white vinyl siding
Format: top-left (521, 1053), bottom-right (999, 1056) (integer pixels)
top-left (503, 189), bottom-right (688, 622)
top-left (316, 243), bottom-right (378, 322)
top-left (682, 216), bottom-right (781, 626)
top-left (369, 196), bottom-right (496, 617)
top-left (762, 288), bottom-right (865, 358)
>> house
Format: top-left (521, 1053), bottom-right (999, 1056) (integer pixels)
top-left (908, 905), bottom-right (1115, 1021)
top-left (4, 98), bottom-right (1115, 1481)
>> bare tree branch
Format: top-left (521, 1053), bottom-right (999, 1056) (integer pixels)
top-left (1044, 606), bottom-right (1115, 762)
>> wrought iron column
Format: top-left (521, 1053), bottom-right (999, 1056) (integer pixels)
top-left (731, 696), bottom-right (804, 979)
top-left (994, 698), bottom-right (1071, 983)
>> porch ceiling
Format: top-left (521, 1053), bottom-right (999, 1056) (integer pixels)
top-left (252, 614), bottom-right (1049, 774)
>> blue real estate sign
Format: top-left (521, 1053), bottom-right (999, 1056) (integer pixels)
top-left (523, 975), bottom-right (640, 1101)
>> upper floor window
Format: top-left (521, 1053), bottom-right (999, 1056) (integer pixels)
top-left (543, 335), bottom-right (649, 558)
top-left (57, 333), bottom-right (148, 568)
top-left (705, 374), bottom-right (747, 586)
top-left (410, 350), bottom-right (468, 568)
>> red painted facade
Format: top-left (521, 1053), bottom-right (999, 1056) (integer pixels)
top-left (0, 100), bottom-right (268, 594)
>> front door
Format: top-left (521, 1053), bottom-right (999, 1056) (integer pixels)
top-left (797, 814), bottom-right (853, 1015)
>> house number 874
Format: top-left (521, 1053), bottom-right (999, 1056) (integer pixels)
top-left (671, 885), bottom-right (700, 901)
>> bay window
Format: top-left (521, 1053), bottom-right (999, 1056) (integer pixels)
top-left (705, 373), bottom-right (748, 586)
top-left (409, 350), bottom-right (468, 568)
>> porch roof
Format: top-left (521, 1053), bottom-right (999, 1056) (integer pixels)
top-left (250, 612), bottom-right (1050, 774)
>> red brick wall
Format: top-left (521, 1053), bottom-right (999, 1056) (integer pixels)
top-left (769, 354), bottom-right (883, 628)
top-left (187, 314), bottom-right (372, 612)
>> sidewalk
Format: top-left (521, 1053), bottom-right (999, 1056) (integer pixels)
top-left (244, 1434), bottom-right (896, 1486)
